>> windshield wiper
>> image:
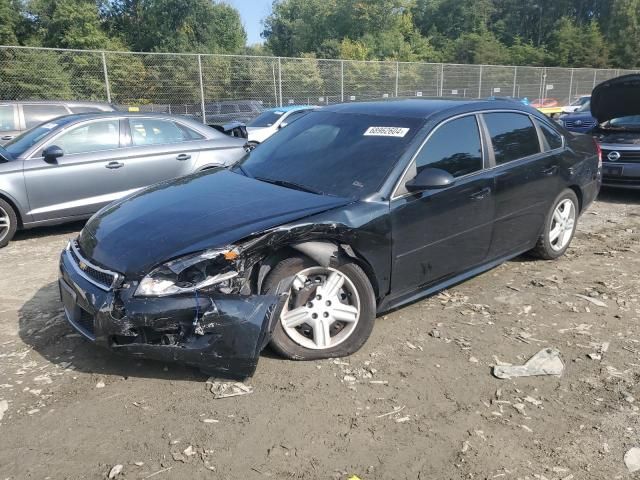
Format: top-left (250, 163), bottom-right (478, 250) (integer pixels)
top-left (255, 176), bottom-right (324, 195)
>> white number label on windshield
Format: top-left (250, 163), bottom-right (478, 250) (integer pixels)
top-left (363, 126), bottom-right (410, 138)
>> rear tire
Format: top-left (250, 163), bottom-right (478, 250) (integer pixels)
top-left (0, 198), bottom-right (17, 248)
top-left (530, 189), bottom-right (579, 260)
top-left (263, 256), bottom-right (376, 360)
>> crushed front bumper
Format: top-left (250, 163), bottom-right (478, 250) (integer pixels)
top-left (58, 247), bottom-right (283, 378)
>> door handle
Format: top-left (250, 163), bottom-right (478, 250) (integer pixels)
top-left (106, 161), bottom-right (124, 169)
top-left (542, 165), bottom-right (559, 176)
top-left (176, 154), bottom-right (191, 161)
top-left (1, 135), bottom-right (13, 141)
top-left (469, 187), bottom-right (491, 200)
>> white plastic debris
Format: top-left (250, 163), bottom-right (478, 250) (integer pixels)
top-left (625, 448), bottom-right (640, 473)
top-left (0, 400), bottom-right (8, 421)
top-left (206, 379), bottom-right (253, 399)
top-left (108, 464), bottom-right (123, 478)
top-left (574, 294), bottom-right (607, 308)
top-left (493, 348), bottom-right (564, 380)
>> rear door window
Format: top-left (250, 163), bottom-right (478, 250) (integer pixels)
top-left (536, 119), bottom-right (563, 151)
top-left (414, 115), bottom-right (483, 178)
top-left (0, 105), bottom-right (16, 132)
top-left (484, 112), bottom-right (541, 165)
top-left (23, 104), bottom-right (69, 129)
top-left (129, 118), bottom-right (187, 146)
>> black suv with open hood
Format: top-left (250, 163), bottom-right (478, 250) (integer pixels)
top-left (592, 74), bottom-right (640, 188)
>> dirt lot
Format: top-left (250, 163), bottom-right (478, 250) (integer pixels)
top-left (0, 189), bottom-right (639, 480)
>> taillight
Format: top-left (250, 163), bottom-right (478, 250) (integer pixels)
top-left (593, 138), bottom-right (602, 168)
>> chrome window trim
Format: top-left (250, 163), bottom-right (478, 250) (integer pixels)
top-left (68, 240), bottom-right (122, 291)
top-left (391, 108), bottom-right (559, 201)
top-left (391, 111), bottom-right (486, 200)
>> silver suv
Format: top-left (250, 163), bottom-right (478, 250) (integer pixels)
top-left (0, 112), bottom-right (247, 247)
top-left (0, 101), bottom-right (116, 144)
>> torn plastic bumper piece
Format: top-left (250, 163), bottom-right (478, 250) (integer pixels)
top-left (58, 248), bottom-right (283, 378)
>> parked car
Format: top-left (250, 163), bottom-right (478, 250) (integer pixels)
top-left (559, 100), bottom-right (597, 133)
top-left (202, 100), bottom-right (264, 125)
top-left (57, 99), bottom-right (601, 377)
top-left (246, 105), bottom-right (316, 146)
top-left (591, 74), bottom-right (640, 189)
top-left (531, 98), bottom-right (563, 118)
top-left (561, 95), bottom-right (590, 114)
top-left (0, 101), bottom-right (116, 145)
top-left (0, 112), bottom-right (247, 247)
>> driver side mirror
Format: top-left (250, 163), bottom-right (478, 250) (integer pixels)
top-left (43, 145), bottom-right (64, 164)
top-left (279, 121), bottom-right (288, 129)
top-left (405, 167), bottom-right (455, 192)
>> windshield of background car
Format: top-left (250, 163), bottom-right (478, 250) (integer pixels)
top-left (247, 110), bottom-right (285, 127)
top-left (4, 121), bottom-right (61, 157)
top-left (577, 101), bottom-right (591, 112)
top-left (608, 115), bottom-right (640, 129)
top-left (238, 110), bottom-right (424, 198)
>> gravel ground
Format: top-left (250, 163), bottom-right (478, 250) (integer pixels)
top-left (0, 188), bottom-right (639, 480)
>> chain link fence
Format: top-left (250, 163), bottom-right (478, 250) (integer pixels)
top-left (1, 45), bottom-right (638, 121)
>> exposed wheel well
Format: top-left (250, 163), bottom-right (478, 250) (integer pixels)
top-left (0, 193), bottom-right (22, 228)
top-left (252, 242), bottom-right (380, 301)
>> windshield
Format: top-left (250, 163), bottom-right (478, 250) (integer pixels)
top-left (237, 110), bottom-right (424, 198)
top-left (607, 115), bottom-right (640, 129)
top-left (4, 122), bottom-right (59, 157)
top-left (571, 97), bottom-right (589, 107)
top-left (576, 100), bottom-right (591, 113)
top-left (247, 110), bottom-right (285, 127)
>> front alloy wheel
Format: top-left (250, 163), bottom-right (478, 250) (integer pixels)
top-left (0, 199), bottom-right (17, 248)
top-left (264, 256), bottom-right (376, 360)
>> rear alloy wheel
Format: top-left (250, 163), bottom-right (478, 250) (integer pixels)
top-left (531, 189), bottom-right (579, 260)
top-left (0, 198), bottom-right (17, 248)
top-left (264, 257), bottom-right (376, 360)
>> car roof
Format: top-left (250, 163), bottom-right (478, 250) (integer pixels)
top-left (0, 100), bottom-right (114, 107)
top-left (322, 98), bottom-right (533, 119)
top-left (266, 105), bottom-right (316, 113)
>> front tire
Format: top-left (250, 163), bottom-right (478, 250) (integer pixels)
top-left (531, 189), bottom-right (579, 260)
top-left (0, 198), bottom-right (17, 248)
top-left (263, 256), bottom-right (376, 360)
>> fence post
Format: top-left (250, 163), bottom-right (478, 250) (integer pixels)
top-left (341, 60), bottom-right (345, 103)
top-left (592, 69), bottom-right (597, 88)
top-left (197, 54), bottom-right (206, 125)
top-left (278, 57), bottom-right (283, 107)
top-left (568, 68), bottom-right (574, 100)
top-left (512, 66), bottom-right (517, 97)
top-left (439, 63), bottom-right (444, 97)
top-left (478, 65), bottom-right (483, 98)
top-left (101, 52), bottom-right (111, 103)
top-left (395, 62), bottom-right (399, 97)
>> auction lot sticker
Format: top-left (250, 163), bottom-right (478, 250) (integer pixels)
top-left (364, 126), bottom-right (410, 137)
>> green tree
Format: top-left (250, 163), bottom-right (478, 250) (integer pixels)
top-left (606, 0), bottom-right (640, 68)
top-left (0, 0), bottom-right (20, 44)
top-left (548, 18), bottom-right (608, 67)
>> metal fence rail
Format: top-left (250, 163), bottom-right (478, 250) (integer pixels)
top-left (1, 45), bottom-right (638, 121)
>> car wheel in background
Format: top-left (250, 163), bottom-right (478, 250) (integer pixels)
top-left (264, 256), bottom-right (376, 360)
top-left (0, 198), bottom-right (18, 248)
top-left (531, 189), bottom-right (579, 260)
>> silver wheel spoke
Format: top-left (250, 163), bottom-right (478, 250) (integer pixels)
top-left (549, 225), bottom-right (562, 242)
top-left (313, 318), bottom-right (332, 348)
top-left (553, 210), bottom-right (563, 224)
top-left (320, 272), bottom-right (344, 299)
top-left (331, 303), bottom-right (359, 323)
top-left (281, 306), bottom-right (311, 328)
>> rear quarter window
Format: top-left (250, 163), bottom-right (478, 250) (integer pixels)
top-left (536, 119), bottom-right (563, 150)
top-left (484, 112), bottom-right (540, 165)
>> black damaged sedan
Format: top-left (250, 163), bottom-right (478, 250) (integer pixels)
top-left (59, 99), bottom-right (601, 377)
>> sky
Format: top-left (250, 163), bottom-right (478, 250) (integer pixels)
top-left (225, 0), bottom-right (273, 45)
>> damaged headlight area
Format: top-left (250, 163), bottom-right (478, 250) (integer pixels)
top-left (135, 247), bottom-right (241, 297)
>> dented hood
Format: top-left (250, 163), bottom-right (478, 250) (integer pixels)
top-left (79, 169), bottom-right (351, 278)
top-left (591, 74), bottom-right (640, 124)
